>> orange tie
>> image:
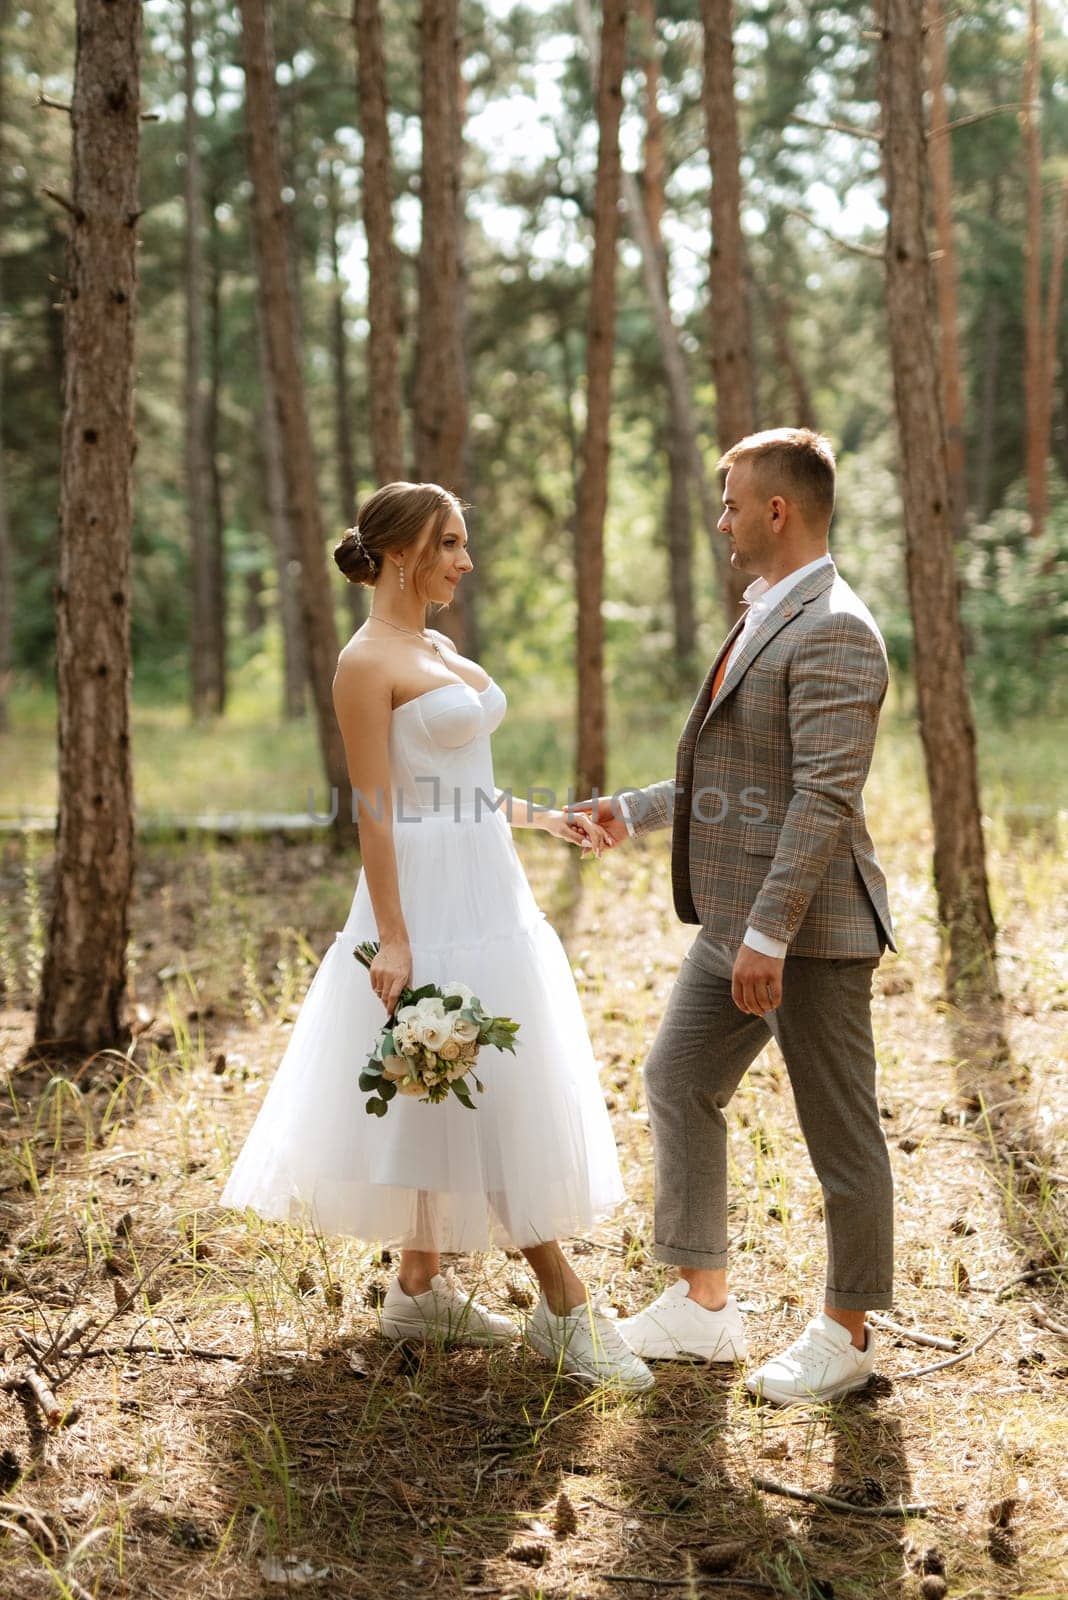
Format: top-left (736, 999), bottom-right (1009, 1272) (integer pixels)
top-left (710, 631), bottom-right (741, 700)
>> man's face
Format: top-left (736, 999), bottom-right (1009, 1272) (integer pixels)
top-left (717, 460), bottom-right (776, 576)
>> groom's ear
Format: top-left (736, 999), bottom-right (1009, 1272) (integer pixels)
top-left (768, 494), bottom-right (788, 529)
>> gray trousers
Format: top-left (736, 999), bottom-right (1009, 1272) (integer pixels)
top-left (645, 930), bottom-right (893, 1310)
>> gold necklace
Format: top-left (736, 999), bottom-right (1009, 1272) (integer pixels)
top-left (369, 611), bottom-right (447, 662)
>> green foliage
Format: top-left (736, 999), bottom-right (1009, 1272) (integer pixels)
top-left (960, 483), bottom-right (1068, 720)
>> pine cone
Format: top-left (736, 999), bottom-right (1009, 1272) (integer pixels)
top-left (987, 1526), bottom-right (1019, 1568)
top-left (826, 1475), bottom-right (885, 1506)
top-left (553, 1490), bottom-right (578, 1539)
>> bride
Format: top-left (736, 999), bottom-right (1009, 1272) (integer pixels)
top-left (222, 480), bottom-right (652, 1392)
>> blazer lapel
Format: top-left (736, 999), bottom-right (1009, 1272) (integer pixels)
top-left (678, 617), bottom-right (746, 751)
top-left (701, 560), bottom-right (837, 730)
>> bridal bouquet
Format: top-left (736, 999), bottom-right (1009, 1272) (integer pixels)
top-left (354, 941), bottom-right (520, 1116)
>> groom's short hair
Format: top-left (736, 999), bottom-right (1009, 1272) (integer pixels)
top-left (717, 428), bottom-right (836, 527)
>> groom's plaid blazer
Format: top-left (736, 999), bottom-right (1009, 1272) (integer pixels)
top-left (627, 561), bottom-right (895, 959)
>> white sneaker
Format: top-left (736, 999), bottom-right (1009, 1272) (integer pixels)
top-left (746, 1313), bottom-right (876, 1405)
top-left (525, 1295), bottom-right (655, 1392)
top-left (617, 1282), bottom-right (747, 1362)
top-left (379, 1272), bottom-right (516, 1346)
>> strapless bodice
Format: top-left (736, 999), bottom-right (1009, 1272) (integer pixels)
top-left (387, 679), bottom-right (507, 820)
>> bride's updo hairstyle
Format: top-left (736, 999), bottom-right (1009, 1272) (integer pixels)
top-left (334, 481), bottom-right (464, 595)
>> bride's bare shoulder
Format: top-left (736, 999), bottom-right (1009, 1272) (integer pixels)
top-left (334, 632), bottom-right (393, 700)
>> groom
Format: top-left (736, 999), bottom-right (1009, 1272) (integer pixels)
top-left (596, 428), bottom-right (895, 1405)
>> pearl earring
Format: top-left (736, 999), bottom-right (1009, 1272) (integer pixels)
top-left (399, 562), bottom-right (405, 591)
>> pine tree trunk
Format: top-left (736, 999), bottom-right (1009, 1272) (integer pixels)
top-left (574, 0), bottom-right (627, 799)
top-left (185, 0), bottom-right (223, 717)
top-left (255, 295), bottom-right (307, 721)
top-left (238, 0), bottom-right (346, 803)
top-left (326, 158), bottom-right (364, 628)
top-left (353, 0), bottom-right (404, 486)
top-left (0, 0), bottom-right (10, 736)
top-left (35, 0), bottom-right (140, 1053)
top-left (1041, 178), bottom-right (1068, 489)
top-left (1024, 0), bottom-right (1047, 537)
top-left (414, 0), bottom-right (470, 651)
top-left (925, 0), bottom-right (967, 535)
top-left (878, 0), bottom-right (998, 1002)
top-left (205, 12), bottom-right (227, 714)
top-left (578, 0), bottom-right (701, 673)
top-left (638, 0), bottom-right (696, 672)
top-left (701, 0), bottom-right (753, 624)
top-left (974, 176), bottom-right (1003, 521)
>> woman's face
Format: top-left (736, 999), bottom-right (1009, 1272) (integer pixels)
top-left (412, 509), bottom-right (473, 603)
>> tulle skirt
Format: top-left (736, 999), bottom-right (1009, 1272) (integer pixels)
top-left (220, 811), bottom-right (625, 1251)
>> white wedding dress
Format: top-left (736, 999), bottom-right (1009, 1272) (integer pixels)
top-left (221, 677), bottom-right (624, 1252)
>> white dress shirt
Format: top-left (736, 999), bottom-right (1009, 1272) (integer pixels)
top-left (622, 554), bottom-right (833, 962)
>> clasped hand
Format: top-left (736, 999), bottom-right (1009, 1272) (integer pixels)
top-left (541, 808), bottom-right (614, 856)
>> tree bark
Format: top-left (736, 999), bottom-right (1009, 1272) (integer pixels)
top-left (1023, 0), bottom-right (1047, 536)
top-left (878, 0), bottom-right (998, 1002)
top-left (0, 0), bottom-right (10, 735)
top-left (35, 0), bottom-right (140, 1053)
top-left (924, 0), bottom-right (966, 534)
top-left (238, 0), bottom-right (347, 802)
top-left (701, 0), bottom-right (753, 623)
top-left (414, 0), bottom-right (470, 650)
top-left (574, 0), bottom-right (627, 799)
top-left (325, 156), bottom-right (364, 628)
top-left (1041, 177), bottom-right (1068, 497)
top-left (255, 293), bottom-right (307, 721)
top-left (353, 0), bottom-right (404, 486)
top-left (185, 0), bottom-right (224, 716)
top-left (578, 0), bottom-right (705, 673)
top-left (638, 0), bottom-right (696, 671)
top-left (974, 176), bottom-right (1003, 521)
top-left (205, 33), bottom-right (228, 711)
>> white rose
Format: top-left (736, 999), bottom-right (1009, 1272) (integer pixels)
top-left (419, 1019), bottom-right (453, 1053)
top-left (394, 1004), bottom-right (419, 1023)
top-left (438, 1038), bottom-right (461, 1061)
top-left (451, 1015), bottom-right (479, 1044)
top-left (414, 997), bottom-right (446, 1018)
top-left (442, 982), bottom-right (476, 1007)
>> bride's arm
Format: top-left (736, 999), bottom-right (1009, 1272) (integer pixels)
top-left (332, 655), bottom-right (411, 1014)
top-left (502, 792), bottom-right (612, 853)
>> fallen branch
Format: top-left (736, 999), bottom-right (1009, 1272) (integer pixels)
top-left (603, 1577), bottom-right (776, 1594)
top-left (868, 1314), bottom-right (957, 1352)
top-left (63, 1341), bottom-right (241, 1364)
top-left (22, 1367), bottom-right (79, 1429)
top-left (751, 1476), bottom-right (931, 1518)
top-left (53, 1251), bottom-right (174, 1384)
top-left (894, 1320), bottom-right (1004, 1380)
top-left (1030, 1303), bottom-right (1068, 1339)
top-left (995, 1266), bottom-right (1067, 1303)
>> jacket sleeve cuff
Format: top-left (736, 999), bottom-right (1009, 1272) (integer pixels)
top-left (743, 925), bottom-right (789, 960)
top-left (617, 791), bottom-right (637, 837)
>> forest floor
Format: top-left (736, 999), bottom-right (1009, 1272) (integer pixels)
top-left (1, 722), bottom-right (1067, 1600)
